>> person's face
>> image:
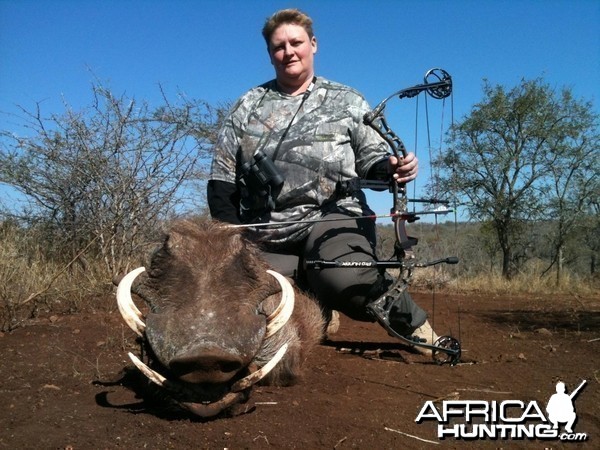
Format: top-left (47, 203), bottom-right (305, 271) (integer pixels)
top-left (268, 23), bottom-right (317, 87)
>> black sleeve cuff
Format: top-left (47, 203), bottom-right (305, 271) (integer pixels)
top-left (366, 157), bottom-right (390, 181)
top-left (207, 180), bottom-right (242, 225)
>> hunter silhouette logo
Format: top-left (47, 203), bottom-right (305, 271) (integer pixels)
top-left (415, 378), bottom-right (589, 442)
top-left (546, 380), bottom-right (586, 434)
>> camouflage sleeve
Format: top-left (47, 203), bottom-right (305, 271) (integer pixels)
top-left (347, 93), bottom-right (391, 178)
top-left (209, 99), bottom-right (243, 184)
top-left (210, 86), bottom-right (267, 184)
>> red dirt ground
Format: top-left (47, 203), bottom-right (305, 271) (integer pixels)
top-left (1, 292), bottom-right (598, 449)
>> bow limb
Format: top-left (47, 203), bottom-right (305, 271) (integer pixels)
top-left (362, 68), bottom-right (454, 270)
top-left (362, 112), bottom-right (416, 267)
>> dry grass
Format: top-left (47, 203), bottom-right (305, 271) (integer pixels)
top-left (1, 224), bottom-right (598, 331)
top-left (447, 272), bottom-right (599, 297)
top-left (0, 225), bottom-right (114, 331)
top-left (392, 264), bottom-right (599, 297)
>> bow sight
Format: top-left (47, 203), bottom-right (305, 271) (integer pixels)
top-left (307, 68), bottom-right (461, 365)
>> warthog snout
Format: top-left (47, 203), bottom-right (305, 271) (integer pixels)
top-left (169, 347), bottom-right (245, 384)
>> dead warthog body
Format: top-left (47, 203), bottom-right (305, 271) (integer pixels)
top-left (117, 219), bottom-right (324, 417)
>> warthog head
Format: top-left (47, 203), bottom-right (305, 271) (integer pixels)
top-left (116, 219), bottom-right (324, 418)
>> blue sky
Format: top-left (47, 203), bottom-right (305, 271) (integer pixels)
top-left (1, 0), bottom-right (599, 218)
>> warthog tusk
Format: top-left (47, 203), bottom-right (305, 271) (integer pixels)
top-left (231, 343), bottom-right (288, 392)
top-left (264, 270), bottom-right (295, 339)
top-left (116, 267), bottom-right (147, 336)
top-left (128, 345), bottom-right (288, 417)
top-left (128, 352), bottom-right (166, 386)
top-left (128, 352), bottom-right (243, 417)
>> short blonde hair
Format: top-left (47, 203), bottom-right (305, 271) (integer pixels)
top-left (261, 9), bottom-right (314, 48)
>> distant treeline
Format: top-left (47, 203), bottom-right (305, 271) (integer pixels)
top-left (376, 219), bottom-right (598, 282)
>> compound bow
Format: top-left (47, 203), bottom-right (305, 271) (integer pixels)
top-left (307, 68), bottom-right (461, 365)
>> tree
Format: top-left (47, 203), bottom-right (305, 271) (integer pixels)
top-left (580, 183), bottom-right (600, 278)
top-left (541, 104), bottom-right (599, 284)
top-left (438, 78), bottom-right (598, 279)
top-left (0, 84), bottom-right (225, 274)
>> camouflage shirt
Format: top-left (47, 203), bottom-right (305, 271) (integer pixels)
top-left (209, 76), bottom-right (390, 247)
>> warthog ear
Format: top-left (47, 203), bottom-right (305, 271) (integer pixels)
top-left (227, 231), bottom-right (246, 254)
top-left (164, 229), bottom-right (184, 254)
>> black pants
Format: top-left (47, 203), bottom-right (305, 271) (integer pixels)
top-left (259, 213), bottom-right (427, 333)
